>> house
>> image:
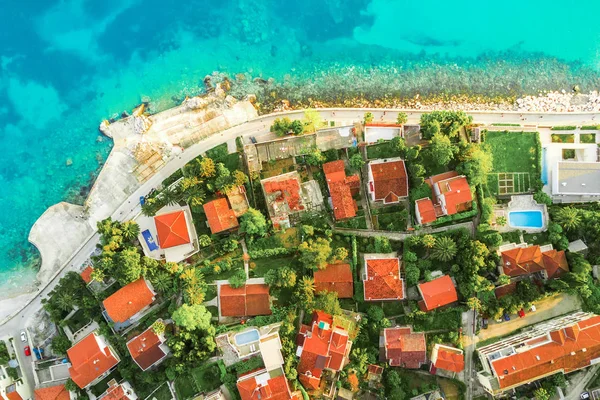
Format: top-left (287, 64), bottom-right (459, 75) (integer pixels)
top-left (314, 263), bottom-right (354, 299)
top-left (137, 205), bottom-right (199, 262)
top-left (126, 320), bottom-right (169, 371)
top-left (2, 383), bottom-right (24, 400)
top-left (367, 158), bottom-right (408, 204)
top-left (219, 283), bottom-right (271, 318)
top-left (430, 344), bottom-right (464, 378)
top-left (494, 281), bottom-right (518, 299)
top-left (362, 255), bottom-right (405, 301)
top-left (323, 160), bottom-right (360, 220)
top-left (98, 381), bottom-right (137, 400)
top-left (364, 123), bottom-right (403, 143)
top-left (261, 171), bottom-right (323, 229)
top-left (477, 312), bottom-right (600, 396)
top-left (80, 266), bottom-right (94, 285)
top-left (417, 275), bottom-right (458, 312)
top-left (415, 172), bottom-right (473, 225)
top-left (500, 243), bottom-right (569, 279)
top-left (67, 332), bottom-right (120, 389)
top-left (203, 198), bottom-right (239, 234)
top-left (102, 278), bottom-right (156, 325)
top-left (552, 161), bottom-right (600, 201)
top-left (296, 311), bottom-right (352, 390)
top-left (34, 384), bottom-right (71, 400)
top-left (381, 327), bottom-right (426, 368)
top-left (366, 364), bottom-right (383, 387)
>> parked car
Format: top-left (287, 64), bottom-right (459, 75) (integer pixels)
top-left (530, 305), bottom-right (537, 312)
top-left (581, 392), bottom-right (590, 400)
top-left (33, 348), bottom-right (44, 360)
top-left (20, 331), bottom-right (26, 342)
top-left (250, 136), bottom-right (257, 144)
top-left (518, 309), bottom-right (526, 318)
top-left (503, 313), bottom-right (511, 321)
top-left (139, 196), bottom-right (145, 206)
top-left (24, 346), bottom-right (31, 356)
top-left (481, 318), bottom-right (489, 329)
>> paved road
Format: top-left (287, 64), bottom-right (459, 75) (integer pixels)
top-left (463, 308), bottom-right (478, 400)
top-left (2, 106), bottom-right (600, 395)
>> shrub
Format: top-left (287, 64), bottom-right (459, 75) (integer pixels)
top-left (228, 269), bottom-right (247, 288)
top-left (551, 126), bottom-right (576, 131)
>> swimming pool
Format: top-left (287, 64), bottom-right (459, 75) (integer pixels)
top-left (234, 329), bottom-right (260, 346)
top-left (541, 147), bottom-right (548, 185)
top-left (508, 210), bottom-right (544, 229)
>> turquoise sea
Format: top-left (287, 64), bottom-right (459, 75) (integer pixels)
top-left (1, 0), bottom-right (600, 295)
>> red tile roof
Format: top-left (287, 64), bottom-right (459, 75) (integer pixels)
top-left (237, 373), bottom-right (292, 400)
top-left (297, 311), bottom-right (352, 390)
top-left (383, 327), bottom-right (426, 368)
top-left (323, 160), bottom-right (346, 183)
top-left (369, 160), bottom-right (408, 201)
top-left (203, 198), bottom-right (239, 234)
top-left (154, 210), bottom-right (191, 249)
top-left (323, 161), bottom-right (359, 221)
top-left (438, 176), bottom-right (472, 215)
top-left (418, 275), bottom-right (458, 312)
top-left (491, 315), bottom-right (600, 390)
top-left (5, 392), bottom-right (21, 400)
top-left (126, 324), bottom-right (167, 371)
top-left (416, 198), bottom-right (437, 224)
top-left (314, 264), bottom-right (354, 298)
top-left (501, 245), bottom-right (569, 278)
top-left (34, 385), bottom-right (70, 400)
top-left (219, 284), bottom-right (271, 317)
top-left (263, 178), bottom-right (304, 212)
top-left (103, 279), bottom-right (155, 323)
top-left (432, 345), bottom-right (464, 373)
top-left (363, 258), bottom-right (404, 301)
top-left (81, 266), bottom-right (94, 284)
top-left (100, 384), bottom-right (130, 400)
top-left (68, 333), bottom-right (119, 389)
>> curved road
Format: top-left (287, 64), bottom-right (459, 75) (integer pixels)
top-left (2, 107), bottom-right (600, 397)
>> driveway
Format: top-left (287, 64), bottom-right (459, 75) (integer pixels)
top-left (478, 293), bottom-right (581, 342)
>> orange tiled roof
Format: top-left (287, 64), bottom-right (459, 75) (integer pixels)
top-left (81, 266), bottom-right (94, 284)
top-left (99, 384), bottom-right (133, 400)
top-left (314, 264), bottom-right (354, 298)
top-left (126, 325), bottom-right (167, 371)
top-left (103, 279), bottom-right (155, 323)
top-left (219, 284), bottom-right (271, 317)
top-left (541, 249), bottom-right (570, 278)
top-left (494, 281), bottom-right (517, 299)
top-left (418, 275), bottom-right (458, 312)
top-left (433, 346), bottom-right (464, 373)
top-left (154, 210), bottom-right (191, 249)
top-left (383, 327), bottom-right (426, 368)
top-left (263, 178), bottom-right (304, 212)
top-left (416, 198), bottom-right (437, 224)
top-left (34, 385), bottom-right (70, 400)
top-left (203, 198), bottom-right (239, 234)
top-left (238, 373), bottom-right (292, 400)
top-left (5, 392), bottom-right (21, 400)
top-left (323, 160), bottom-right (359, 220)
top-left (323, 160), bottom-right (346, 183)
top-left (68, 333), bottom-right (119, 389)
top-left (438, 176), bottom-right (472, 215)
top-left (369, 160), bottom-right (408, 201)
top-left (363, 258), bottom-right (404, 301)
top-left (491, 315), bottom-right (600, 390)
top-left (501, 245), bottom-right (569, 278)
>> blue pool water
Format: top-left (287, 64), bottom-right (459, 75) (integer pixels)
top-left (541, 148), bottom-right (549, 185)
top-left (2, 0), bottom-right (600, 294)
top-left (509, 211), bottom-right (544, 229)
top-left (234, 329), bottom-right (260, 346)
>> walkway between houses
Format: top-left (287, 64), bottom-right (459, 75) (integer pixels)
top-left (333, 220), bottom-right (475, 240)
top-left (240, 239), bottom-right (249, 279)
top-left (359, 162), bottom-right (374, 230)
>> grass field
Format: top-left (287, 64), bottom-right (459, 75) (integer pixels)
top-left (251, 255), bottom-right (294, 277)
top-left (485, 131), bottom-right (540, 196)
top-left (366, 142), bottom-right (400, 160)
top-left (191, 363), bottom-right (223, 393)
top-left (174, 376), bottom-right (197, 400)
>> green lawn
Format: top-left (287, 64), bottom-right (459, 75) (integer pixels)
top-left (485, 131), bottom-right (540, 196)
top-left (523, 231), bottom-right (549, 245)
top-left (366, 142), bottom-right (400, 160)
top-left (147, 383), bottom-right (173, 400)
top-left (374, 210), bottom-right (408, 231)
top-left (501, 231), bottom-right (521, 244)
top-left (251, 256), bottom-right (294, 277)
top-left (191, 363), bottom-right (223, 393)
top-left (174, 376), bottom-right (198, 400)
top-left (382, 301), bottom-right (405, 317)
top-left (205, 285), bottom-right (217, 301)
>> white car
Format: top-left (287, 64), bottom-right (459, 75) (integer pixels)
top-left (20, 331), bottom-right (26, 342)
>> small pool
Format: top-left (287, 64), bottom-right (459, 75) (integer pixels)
top-left (508, 210), bottom-right (544, 229)
top-left (234, 329), bottom-right (259, 346)
top-left (541, 147), bottom-right (548, 185)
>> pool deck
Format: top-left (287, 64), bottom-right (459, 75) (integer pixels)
top-left (493, 195), bottom-right (548, 234)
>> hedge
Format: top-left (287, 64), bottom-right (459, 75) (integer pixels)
top-left (249, 247), bottom-right (293, 258)
top-left (551, 126), bottom-right (576, 130)
top-left (491, 123), bottom-right (520, 126)
top-left (428, 200), bottom-right (478, 226)
top-left (581, 125), bottom-right (600, 130)
top-left (351, 236), bottom-right (358, 272)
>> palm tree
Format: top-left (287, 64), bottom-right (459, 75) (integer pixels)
top-left (431, 236), bottom-right (457, 262)
top-left (160, 185), bottom-right (179, 206)
top-left (186, 187), bottom-right (206, 207)
top-left (421, 234), bottom-right (436, 249)
top-left (151, 271), bottom-right (173, 295)
top-left (55, 292), bottom-right (74, 312)
top-left (121, 220), bottom-right (140, 241)
top-left (555, 207), bottom-right (582, 232)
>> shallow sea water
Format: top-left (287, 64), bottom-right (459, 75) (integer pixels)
top-left (0, 0), bottom-right (599, 294)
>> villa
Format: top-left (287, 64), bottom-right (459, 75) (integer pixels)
top-left (296, 311), bottom-right (352, 391)
top-left (381, 327), bottom-right (426, 368)
top-left (261, 171), bottom-right (323, 229)
top-left (323, 160), bottom-right (360, 221)
top-left (33, 384), bottom-right (71, 400)
top-left (97, 381), bottom-right (137, 400)
top-left (67, 331), bottom-right (120, 389)
top-left (552, 161), bottom-right (600, 202)
top-left (102, 278), bottom-right (156, 328)
top-left (126, 320), bottom-right (170, 371)
top-left (417, 275), bottom-right (458, 312)
top-left (430, 344), bottom-right (464, 378)
top-left (136, 205), bottom-right (199, 262)
top-left (477, 312), bottom-right (600, 396)
top-left (362, 254), bottom-right (405, 301)
top-left (364, 123), bottom-right (404, 143)
top-left (367, 158), bottom-right (408, 204)
top-left (314, 263), bottom-right (354, 299)
top-left (218, 283), bottom-right (271, 318)
top-left (499, 243), bottom-right (569, 280)
top-left (415, 172), bottom-right (473, 225)
top-left (203, 198), bottom-right (239, 234)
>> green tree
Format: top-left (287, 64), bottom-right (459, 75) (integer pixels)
top-left (198, 157), bottom-right (216, 178)
top-left (55, 292), bottom-right (74, 312)
top-left (496, 216), bottom-right (507, 226)
top-left (172, 304), bottom-right (212, 331)
top-left (239, 208), bottom-right (269, 236)
top-left (396, 112), bottom-right (408, 125)
top-left (332, 247), bottom-right (349, 262)
top-left (220, 238), bottom-right (239, 253)
top-left (305, 146), bottom-right (325, 166)
top-left (115, 246), bottom-right (144, 284)
top-left (121, 220), bottom-right (140, 241)
top-left (265, 266), bottom-right (297, 288)
top-left (295, 276), bottom-right (316, 309)
top-left (152, 320), bottom-right (166, 335)
top-left (374, 236), bottom-right (392, 253)
top-left (431, 236), bottom-right (457, 262)
top-left (64, 379), bottom-right (79, 393)
top-left (456, 142), bottom-right (493, 186)
top-left (364, 112), bottom-right (374, 124)
top-left (421, 234), bottom-right (436, 249)
top-left (554, 207), bottom-right (582, 232)
top-left (384, 370), bottom-right (407, 400)
top-left (290, 120), bottom-right (305, 135)
top-left (314, 291), bottom-right (342, 316)
top-left (228, 269), bottom-right (247, 288)
top-left (270, 117), bottom-right (292, 136)
top-left (51, 335), bottom-right (72, 355)
top-left (429, 133), bottom-right (457, 166)
top-left (198, 234), bottom-right (212, 248)
top-left (391, 136), bottom-right (407, 157)
top-left (298, 238), bottom-right (332, 270)
top-left (405, 264), bottom-right (420, 286)
top-left (303, 109), bottom-right (323, 133)
top-left (533, 387), bottom-right (551, 400)
top-left (349, 154), bottom-right (365, 171)
top-left (90, 268), bottom-right (105, 283)
top-left (497, 274), bottom-right (511, 286)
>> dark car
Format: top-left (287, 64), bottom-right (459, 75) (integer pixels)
top-left (24, 346), bottom-right (31, 356)
top-left (250, 136), bottom-right (257, 144)
top-left (503, 313), bottom-right (511, 321)
top-left (481, 318), bottom-right (489, 329)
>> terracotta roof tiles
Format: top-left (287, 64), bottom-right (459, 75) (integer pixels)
top-left (237, 373), bottom-right (293, 400)
top-left (126, 324), bottom-right (167, 371)
top-left (314, 264), bottom-right (354, 298)
top-left (34, 385), bottom-right (70, 400)
top-left (363, 258), bottom-right (404, 301)
top-left (68, 333), bottom-right (119, 389)
top-left (418, 275), bottom-right (458, 312)
top-left (154, 210), bottom-right (191, 249)
top-left (416, 198), bottom-right (437, 224)
top-left (383, 327), bottom-right (426, 368)
top-left (368, 160), bottom-right (408, 201)
top-left (102, 279), bottom-right (155, 324)
top-left (219, 284), bottom-right (271, 317)
top-left (203, 198), bottom-right (239, 234)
